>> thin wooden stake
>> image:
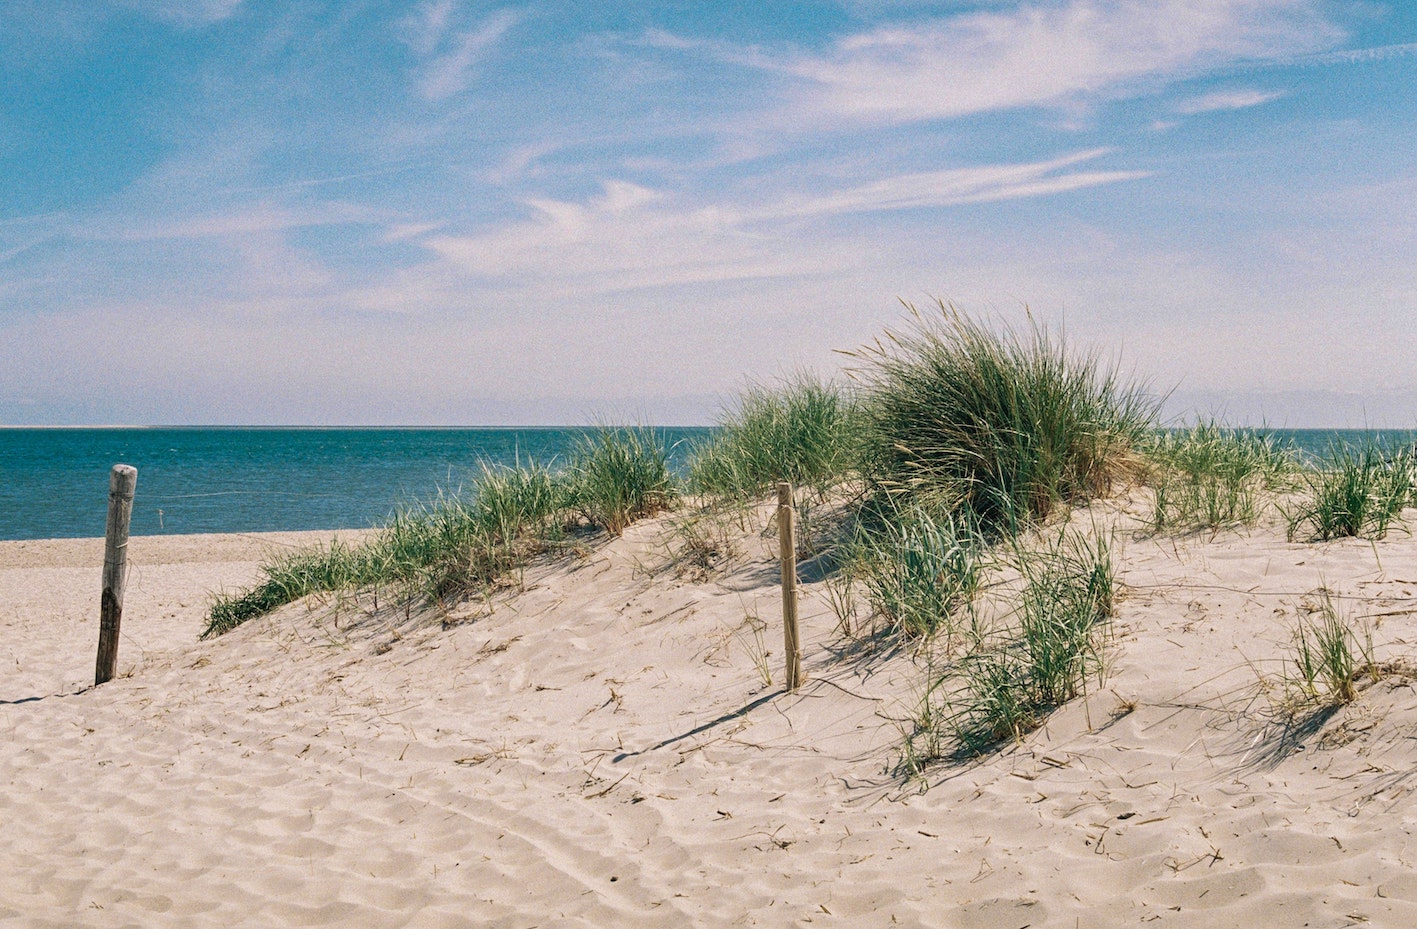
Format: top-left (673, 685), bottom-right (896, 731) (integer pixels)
top-left (95, 464), bottom-right (137, 686)
top-left (777, 481), bottom-right (802, 692)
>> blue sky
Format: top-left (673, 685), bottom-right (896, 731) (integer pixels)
top-left (2, 0), bottom-right (1415, 426)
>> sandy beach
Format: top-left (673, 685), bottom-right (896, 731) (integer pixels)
top-left (5, 503), bottom-right (1417, 928)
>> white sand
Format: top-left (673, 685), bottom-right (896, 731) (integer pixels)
top-left (4, 506), bottom-right (1417, 927)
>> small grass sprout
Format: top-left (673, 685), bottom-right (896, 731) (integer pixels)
top-left (820, 561), bottom-right (860, 636)
top-left (664, 505), bottom-right (740, 581)
top-left (733, 612), bottom-right (773, 689)
top-left (1283, 589), bottom-right (1375, 711)
top-left (896, 667), bottom-right (953, 779)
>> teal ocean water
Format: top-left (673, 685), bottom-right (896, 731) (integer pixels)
top-left (0, 428), bottom-right (711, 541)
top-left (0, 427), bottom-right (1412, 542)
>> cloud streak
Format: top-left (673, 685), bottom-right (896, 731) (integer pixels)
top-left (119, 0), bottom-right (244, 27)
top-left (406, 5), bottom-right (520, 101)
top-left (781, 0), bottom-right (1341, 123)
top-left (758, 149), bottom-right (1147, 220)
top-left (1261, 40), bottom-right (1417, 68)
top-left (1176, 87), bottom-right (1286, 114)
top-left (80, 201), bottom-right (382, 242)
top-left (424, 150), bottom-right (1145, 295)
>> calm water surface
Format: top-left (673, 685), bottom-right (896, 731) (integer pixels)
top-left (1, 426), bottom-right (1411, 541)
top-left (0, 428), bottom-right (710, 541)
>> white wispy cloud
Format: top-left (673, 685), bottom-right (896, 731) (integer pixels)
top-left (782, 0), bottom-right (1342, 123)
top-left (758, 149), bottom-right (1147, 220)
top-left (1264, 40), bottom-right (1417, 68)
top-left (1176, 88), bottom-right (1285, 114)
top-left (229, 164), bottom-right (423, 194)
top-left (403, 0), bottom-right (457, 57)
top-left (423, 150), bottom-right (1144, 295)
top-left (426, 181), bottom-right (803, 295)
top-left (0, 236), bottom-right (52, 265)
top-left (382, 222), bottom-right (444, 243)
top-left (406, 5), bottom-right (520, 101)
top-left (0, 213), bottom-right (65, 267)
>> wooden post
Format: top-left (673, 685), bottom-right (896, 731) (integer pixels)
top-left (777, 482), bottom-right (802, 692)
top-left (95, 464), bottom-right (137, 686)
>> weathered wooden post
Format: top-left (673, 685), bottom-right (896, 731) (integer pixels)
top-left (95, 464), bottom-right (137, 686)
top-left (777, 481), bottom-right (802, 692)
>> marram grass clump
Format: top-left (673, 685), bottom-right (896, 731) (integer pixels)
top-left (687, 373), bottom-right (860, 501)
top-left (851, 301), bottom-right (1155, 536)
top-left (894, 525), bottom-right (1118, 769)
top-left (571, 426), bottom-right (677, 536)
top-left (1290, 593), bottom-right (1367, 707)
top-left (205, 540), bottom-right (370, 637)
top-left (856, 506), bottom-right (982, 641)
top-left (204, 470), bottom-right (568, 638)
top-left (948, 527), bottom-right (1117, 752)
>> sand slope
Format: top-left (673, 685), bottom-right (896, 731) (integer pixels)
top-left (4, 507), bottom-right (1417, 928)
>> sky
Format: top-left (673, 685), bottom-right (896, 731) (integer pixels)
top-left (2, 0), bottom-right (1415, 427)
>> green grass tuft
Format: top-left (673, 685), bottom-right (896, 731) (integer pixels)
top-left (204, 457), bottom-right (585, 637)
top-left (205, 540), bottom-right (369, 637)
top-left (1014, 529), bottom-right (1115, 706)
top-left (1285, 440), bottom-right (1414, 542)
top-left (687, 373), bottom-right (860, 500)
top-left (948, 527), bottom-right (1116, 753)
top-left (857, 506), bottom-right (982, 640)
top-left (851, 301), bottom-right (1155, 536)
top-left (1144, 422), bottom-right (1298, 532)
top-left (570, 426), bottom-right (678, 536)
top-left (1280, 589), bottom-right (1374, 711)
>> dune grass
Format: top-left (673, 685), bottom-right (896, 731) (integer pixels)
top-left (1285, 439), bottom-right (1414, 542)
top-left (205, 430), bottom-right (679, 637)
top-left (204, 463), bottom-right (574, 638)
top-left (1277, 589), bottom-right (1376, 713)
top-left (212, 303), bottom-right (1153, 769)
top-left (570, 426), bottom-right (677, 536)
top-left (894, 526), bottom-right (1118, 767)
top-left (1144, 422), bottom-right (1299, 532)
top-left (855, 505), bottom-right (982, 641)
top-left (386, 462), bottom-right (575, 599)
top-left (205, 539), bottom-right (370, 637)
top-left (947, 527), bottom-right (1117, 752)
top-left (1014, 528), bottom-right (1116, 705)
top-left (849, 301), bottom-right (1155, 537)
top-left (687, 373), bottom-right (860, 501)
top-left (826, 303), bottom-right (1144, 759)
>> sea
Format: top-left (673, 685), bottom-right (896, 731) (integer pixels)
top-left (0, 427), bottom-right (712, 542)
top-left (0, 426), bottom-right (1412, 542)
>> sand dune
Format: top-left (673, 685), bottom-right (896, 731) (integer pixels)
top-left (4, 505), bottom-right (1417, 927)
